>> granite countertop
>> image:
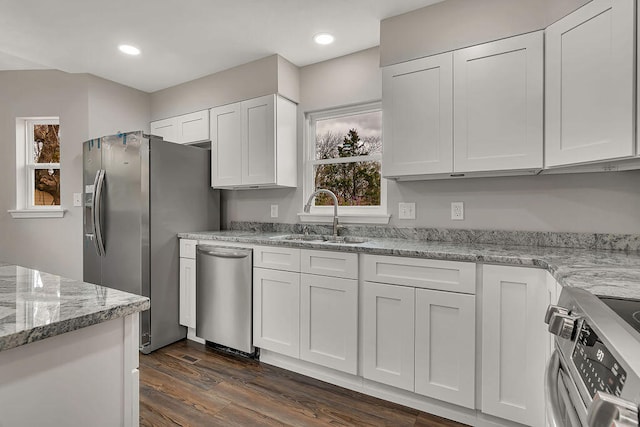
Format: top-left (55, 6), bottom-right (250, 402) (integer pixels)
top-left (179, 230), bottom-right (640, 300)
top-left (0, 264), bottom-right (150, 352)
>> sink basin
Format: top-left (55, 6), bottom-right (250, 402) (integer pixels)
top-left (270, 234), bottom-right (369, 245)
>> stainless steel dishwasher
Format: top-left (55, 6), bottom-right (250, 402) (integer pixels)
top-left (196, 245), bottom-right (254, 354)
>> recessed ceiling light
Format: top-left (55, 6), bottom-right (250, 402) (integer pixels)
top-left (118, 44), bottom-right (141, 56)
top-left (313, 33), bottom-right (334, 45)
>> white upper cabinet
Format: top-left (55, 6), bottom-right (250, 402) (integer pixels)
top-left (242, 95), bottom-right (276, 185)
top-left (382, 31), bottom-right (544, 180)
top-left (545, 0), bottom-right (635, 167)
top-left (177, 110), bottom-right (209, 143)
top-left (150, 117), bottom-right (178, 143)
top-left (454, 31), bottom-right (543, 173)
top-left (210, 102), bottom-right (243, 187)
top-left (150, 110), bottom-right (210, 144)
top-left (210, 94), bottom-right (297, 189)
top-left (382, 52), bottom-right (453, 177)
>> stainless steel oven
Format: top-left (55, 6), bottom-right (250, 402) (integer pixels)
top-left (545, 287), bottom-right (640, 427)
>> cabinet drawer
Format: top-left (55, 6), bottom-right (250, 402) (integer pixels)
top-left (362, 255), bottom-right (475, 294)
top-left (179, 239), bottom-right (197, 259)
top-left (253, 246), bottom-right (300, 272)
top-left (300, 250), bottom-right (358, 279)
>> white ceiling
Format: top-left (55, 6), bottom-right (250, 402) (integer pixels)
top-left (0, 0), bottom-right (443, 93)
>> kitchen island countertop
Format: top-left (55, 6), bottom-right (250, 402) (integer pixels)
top-left (0, 264), bottom-right (149, 352)
top-left (179, 230), bottom-right (640, 300)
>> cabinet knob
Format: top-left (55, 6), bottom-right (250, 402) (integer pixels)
top-left (548, 312), bottom-right (577, 340)
top-left (545, 304), bottom-right (569, 324)
top-left (587, 391), bottom-right (639, 427)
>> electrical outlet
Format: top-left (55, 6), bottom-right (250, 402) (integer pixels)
top-left (451, 202), bottom-right (464, 220)
top-left (398, 202), bottom-right (416, 220)
top-left (270, 204), bottom-right (278, 218)
top-left (73, 193), bottom-right (82, 207)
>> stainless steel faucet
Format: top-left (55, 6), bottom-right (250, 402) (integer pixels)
top-left (304, 189), bottom-right (339, 238)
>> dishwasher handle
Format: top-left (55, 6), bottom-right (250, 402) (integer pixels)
top-left (197, 246), bottom-right (251, 259)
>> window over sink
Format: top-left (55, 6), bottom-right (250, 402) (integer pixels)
top-left (301, 102), bottom-right (389, 224)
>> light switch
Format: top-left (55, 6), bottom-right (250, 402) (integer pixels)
top-left (73, 193), bottom-right (82, 207)
top-left (270, 204), bottom-right (278, 218)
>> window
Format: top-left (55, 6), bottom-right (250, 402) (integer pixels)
top-left (9, 117), bottom-right (63, 218)
top-left (302, 102), bottom-right (389, 224)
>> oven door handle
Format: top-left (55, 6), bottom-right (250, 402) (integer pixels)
top-left (545, 349), bottom-right (564, 427)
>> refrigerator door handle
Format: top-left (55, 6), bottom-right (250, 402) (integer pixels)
top-left (93, 169), bottom-right (106, 257)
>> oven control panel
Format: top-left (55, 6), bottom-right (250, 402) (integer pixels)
top-left (572, 322), bottom-right (627, 399)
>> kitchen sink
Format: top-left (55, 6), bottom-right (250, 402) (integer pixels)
top-left (270, 234), bottom-right (369, 245)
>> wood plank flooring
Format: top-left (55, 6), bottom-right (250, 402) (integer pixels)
top-left (139, 339), bottom-right (468, 426)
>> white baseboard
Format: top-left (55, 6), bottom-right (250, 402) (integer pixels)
top-left (186, 328), bottom-right (205, 344)
top-left (260, 349), bottom-right (525, 427)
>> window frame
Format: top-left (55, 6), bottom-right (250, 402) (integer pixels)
top-left (300, 102), bottom-right (389, 224)
top-left (9, 117), bottom-right (64, 219)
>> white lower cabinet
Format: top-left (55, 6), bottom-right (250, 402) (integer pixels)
top-left (362, 279), bottom-right (477, 408)
top-left (414, 288), bottom-right (476, 409)
top-left (178, 257), bottom-right (196, 328)
top-left (179, 239), bottom-right (197, 329)
top-left (300, 273), bottom-right (358, 374)
top-left (362, 281), bottom-right (416, 391)
top-left (253, 267), bottom-right (300, 357)
top-left (482, 265), bottom-right (548, 427)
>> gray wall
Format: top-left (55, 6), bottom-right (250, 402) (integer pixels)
top-left (221, 46), bottom-right (640, 234)
top-left (0, 70), bottom-right (151, 279)
top-left (0, 70), bottom-right (88, 278)
top-left (150, 54), bottom-right (299, 121)
top-left (87, 75), bottom-right (150, 138)
top-left (380, 0), bottom-right (590, 67)
top-left (223, 47), bottom-right (382, 228)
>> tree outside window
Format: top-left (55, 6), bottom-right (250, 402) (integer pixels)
top-left (28, 120), bottom-right (61, 207)
top-left (307, 104), bottom-right (384, 214)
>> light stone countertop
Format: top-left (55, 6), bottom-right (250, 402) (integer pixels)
top-left (0, 264), bottom-right (150, 352)
top-left (179, 230), bottom-right (640, 300)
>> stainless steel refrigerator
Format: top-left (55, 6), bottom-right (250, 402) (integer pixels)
top-left (83, 131), bottom-right (219, 354)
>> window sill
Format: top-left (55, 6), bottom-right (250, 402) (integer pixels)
top-left (297, 212), bottom-right (391, 225)
top-left (8, 209), bottom-right (66, 219)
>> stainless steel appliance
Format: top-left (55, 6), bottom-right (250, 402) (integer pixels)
top-left (545, 287), bottom-right (640, 426)
top-left (196, 245), bottom-right (253, 354)
top-left (83, 131), bottom-right (219, 354)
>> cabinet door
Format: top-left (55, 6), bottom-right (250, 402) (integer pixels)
top-left (242, 95), bottom-right (276, 185)
top-left (210, 102), bottom-right (242, 187)
top-left (546, 0), bottom-right (635, 167)
top-left (454, 32), bottom-right (543, 173)
top-left (150, 117), bottom-right (178, 143)
top-left (179, 257), bottom-right (196, 328)
top-left (382, 52), bottom-right (453, 177)
top-left (300, 274), bottom-right (357, 374)
top-left (362, 281), bottom-right (415, 391)
top-left (482, 265), bottom-right (548, 426)
top-left (415, 289), bottom-right (476, 409)
top-left (177, 110), bottom-right (209, 144)
top-left (253, 267), bottom-right (300, 357)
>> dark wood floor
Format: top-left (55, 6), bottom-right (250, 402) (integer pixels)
top-left (139, 339), bottom-right (467, 426)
